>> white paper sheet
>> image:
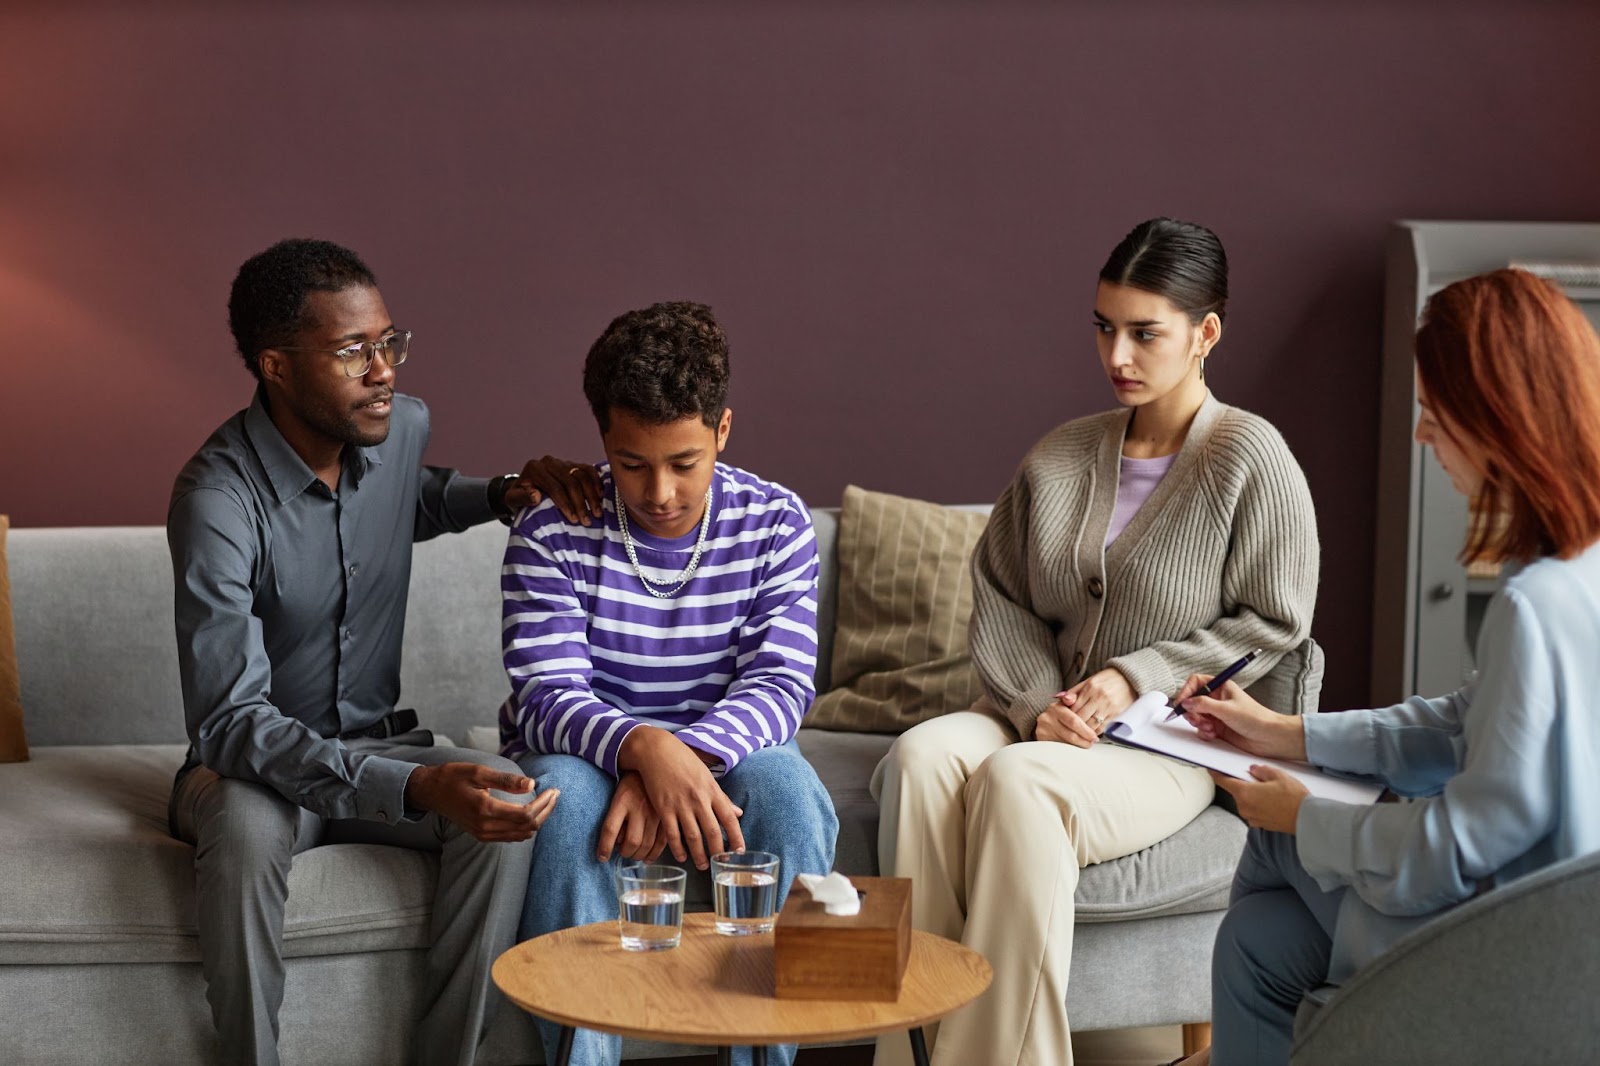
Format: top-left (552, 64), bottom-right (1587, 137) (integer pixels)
top-left (1105, 692), bottom-right (1384, 805)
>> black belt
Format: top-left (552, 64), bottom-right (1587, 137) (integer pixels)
top-left (341, 707), bottom-right (419, 741)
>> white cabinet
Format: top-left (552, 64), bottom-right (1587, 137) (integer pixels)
top-left (1371, 221), bottom-right (1600, 706)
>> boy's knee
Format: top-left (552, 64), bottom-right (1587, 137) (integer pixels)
top-left (518, 754), bottom-right (610, 801)
top-left (727, 746), bottom-right (825, 801)
top-left (516, 756), bottom-right (612, 849)
top-left (728, 747), bottom-right (838, 845)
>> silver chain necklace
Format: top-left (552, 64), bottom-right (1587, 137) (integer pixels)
top-left (616, 484), bottom-right (715, 599)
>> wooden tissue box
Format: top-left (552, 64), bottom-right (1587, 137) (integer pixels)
top-left (774, 876), bottom-right (911, 1001)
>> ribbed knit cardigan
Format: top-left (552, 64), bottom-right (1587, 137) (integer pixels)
top-left (970, 392), bottom-right (1322, 740)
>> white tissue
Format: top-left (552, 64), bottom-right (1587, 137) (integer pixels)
top-left (795, 871), bottom-right (862, 916)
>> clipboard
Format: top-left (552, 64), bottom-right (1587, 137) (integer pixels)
top-left (1106, 692), bottom-right (1384, 805)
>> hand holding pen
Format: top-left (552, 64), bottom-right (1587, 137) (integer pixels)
top-left (1164, 648), bottom-right (1262, 721)
top-left (1173, 662), bottom-right (1309, 762)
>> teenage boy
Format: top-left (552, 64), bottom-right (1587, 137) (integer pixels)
top-left (499, 301), bottom-right (838, 1066)
top-left (168, 238), bottom-right (597, 1066)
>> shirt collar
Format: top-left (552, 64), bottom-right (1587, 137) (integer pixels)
top-left (243, 388), bottom-right (386, 505)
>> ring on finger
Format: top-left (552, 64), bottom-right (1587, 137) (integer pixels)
top-left (568, 466), bottom-right (581, 475)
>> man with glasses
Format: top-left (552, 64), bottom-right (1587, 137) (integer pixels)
top-left (166, 238), bottom-right (596, 1066)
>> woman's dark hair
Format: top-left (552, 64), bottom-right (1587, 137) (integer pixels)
top-left (228, 238), bottom-right (377, 380)
top-left (1099, 218), bottom-right (1228, 324)
top-left (582, 301), bottom-right (729, 432)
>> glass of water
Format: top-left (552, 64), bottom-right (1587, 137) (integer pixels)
top-left (711, 850), bottom-right (780, 936)
top-left (616, 864), bottom-right (686, 952)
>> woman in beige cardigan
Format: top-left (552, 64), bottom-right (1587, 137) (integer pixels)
top-left (871, 218), bottom-right (1322, 1066)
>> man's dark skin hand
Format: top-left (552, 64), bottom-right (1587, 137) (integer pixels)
top-left (513, 456), bottom-right (605, 525)
top-left (405, 763), bottom-right (558, 843)
top-left (614, 726), bottom-right (744, 870)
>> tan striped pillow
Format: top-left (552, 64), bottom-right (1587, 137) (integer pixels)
top-left (806, 487), bottom-right (990, 733)
top-left (0, 516), bottom-right (28, 762)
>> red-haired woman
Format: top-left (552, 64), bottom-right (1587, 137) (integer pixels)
top-left (1169, 269), bottom-right (1600, 1065)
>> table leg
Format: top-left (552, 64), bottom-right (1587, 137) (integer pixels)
top-left (553, 1025), bottom-right (575, 1066)
top-left (752, 1047), bottom-right (768, 1066)
top-left (907, 1026), bottom-right (930, 1066)
top-left (716, 1047), bottom-right (733, 1066)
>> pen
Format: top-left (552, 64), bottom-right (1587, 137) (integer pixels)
top-left (1164, 648), bottom-right (1262, 721)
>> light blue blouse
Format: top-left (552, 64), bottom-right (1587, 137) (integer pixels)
top-left (1296, 540), bottom-right (1600, 983)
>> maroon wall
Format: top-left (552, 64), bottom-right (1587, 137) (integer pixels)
top-left (3, 2), bottom-right (1599, 709)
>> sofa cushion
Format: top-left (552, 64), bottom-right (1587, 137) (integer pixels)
top-left (807, 487), bottom-right (990, 733)
top-left (794, 727), bottom-right (894, 878)
top-left (1074, 805), bottom-right (1244, 922)
top-left (7, 527), bottom-right (187, 747)
top-left (0, 516), bottom-right (26, 762)
top-left (0, 746), bottom-right (436, 965)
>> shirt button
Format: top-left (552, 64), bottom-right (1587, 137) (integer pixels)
top-left (1071, 651), bottom-right (1086, 676)
top-left (348, 564), bottom-right (358, 577)
top-left (1087, 576), bottom-right (1104, 599)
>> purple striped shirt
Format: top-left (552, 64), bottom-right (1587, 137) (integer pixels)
top-left (498, 463), bottom-right (819, 777)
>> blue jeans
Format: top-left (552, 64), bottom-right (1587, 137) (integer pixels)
top-left (1210, 828), bottom-right (1346, 1066)
top-left (517, 741), bottom-right (838, 1066)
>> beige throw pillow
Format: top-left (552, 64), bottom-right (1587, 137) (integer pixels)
top-left (806, 487), bottom-right (990, 733)
top-left (0, 516), bottom-right (28, 762)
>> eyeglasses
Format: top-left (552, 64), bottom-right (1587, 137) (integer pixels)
top-left (275, 330), bottom-right (411, 378)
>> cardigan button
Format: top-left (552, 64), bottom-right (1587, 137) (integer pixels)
top-left (1087, 576), bottom-right (1104, 599)
top-left (1071, 651), bottom-right (1086, 676)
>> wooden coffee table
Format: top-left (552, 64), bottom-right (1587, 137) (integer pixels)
top-left (493, 912), bottom-right (992, 1066)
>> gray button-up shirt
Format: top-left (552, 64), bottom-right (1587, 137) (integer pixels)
top-left (168, 389), bottom-right (496, 823)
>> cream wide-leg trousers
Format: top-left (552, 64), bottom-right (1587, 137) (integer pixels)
top-left (869, 704), bottom-right (1213, 1066)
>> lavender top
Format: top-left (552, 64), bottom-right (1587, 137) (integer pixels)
top-left (1106, 452), bottom-right (1178, 546)
top-left (498, 462), bottom-right (819, 777)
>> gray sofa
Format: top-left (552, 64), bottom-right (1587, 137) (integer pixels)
top-left (1, 511), bottom-right (1251, 1065)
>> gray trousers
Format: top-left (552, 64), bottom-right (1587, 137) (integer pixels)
top-left (170, 736), bottom-right (535, 1066)
top-left (1210, 828), bottom-right (1344, 1066)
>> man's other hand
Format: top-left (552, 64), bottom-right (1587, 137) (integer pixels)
top-left (405, 763), bottom-right (556, 843)
top-left (513, 457), bottom-right (604, 525)
top-left (618, 726), bottom-right (743, 870)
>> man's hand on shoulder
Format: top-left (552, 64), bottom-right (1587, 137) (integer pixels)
top-left (404, 762), bottom-right (556, 843)
top-left (511, 456), bottom-right (605, 525)
top-left (618, 726), bottom-right (743, 870)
